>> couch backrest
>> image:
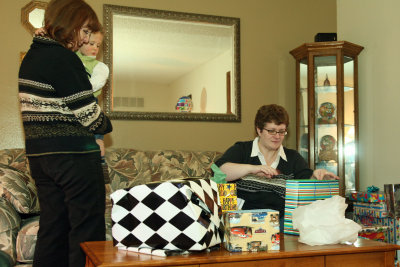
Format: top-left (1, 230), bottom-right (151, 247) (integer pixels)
top-left (105, 148), bottom-right (222, 191)
top-left (0, 148), bottom-right (223, 192)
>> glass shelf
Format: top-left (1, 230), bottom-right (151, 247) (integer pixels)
top-left (300, 86), bottom-right (354, 93)
top-left (299, 124), bottom-right (355, 128)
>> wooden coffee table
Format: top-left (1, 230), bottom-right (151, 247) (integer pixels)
top-left (81, 235), bottom-right (400, 267)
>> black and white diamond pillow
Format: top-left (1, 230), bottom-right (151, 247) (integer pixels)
top-left (111, 178), bottom-right (223, 251)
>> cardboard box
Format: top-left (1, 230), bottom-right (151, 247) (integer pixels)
top-left (218, 183), bottom-right (237, 212)
top-left (223, 209), bottom-right (280, 252)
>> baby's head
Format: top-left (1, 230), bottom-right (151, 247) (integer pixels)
top-left (79, 31), bottom-right (104, 57)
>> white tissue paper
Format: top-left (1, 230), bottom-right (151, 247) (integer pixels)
top-left (292, 195), bottom-right (361, 246)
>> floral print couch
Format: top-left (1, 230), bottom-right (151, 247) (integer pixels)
top-left (0, 148), bottom-right (221, 266)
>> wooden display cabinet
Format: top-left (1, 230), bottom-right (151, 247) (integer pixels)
top-left (290, 41), bottom-right (364, 196)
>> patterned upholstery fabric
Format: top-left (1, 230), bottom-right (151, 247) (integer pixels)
top-left (0, 164), bottom-right (40, 214)
top-left (0, 198), bottom-right (21, 264)
top-left (0, 149), bottom-right (29, 175)
top-left (105, 148), bottom-right (222, 191)
top-left (0, 148), bottom-right (222, 265)
top-left (16, 216), bottom-right (39, 264)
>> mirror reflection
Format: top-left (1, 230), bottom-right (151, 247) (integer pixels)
top-left (103, 5), bottom-right (241, 121)
top-left (29, 8), bottom-right (45, 29)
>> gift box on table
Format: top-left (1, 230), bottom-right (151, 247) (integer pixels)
top-left (353, 215), bottom-right (400, 244)
top-left (358, 224), bottom-right (389, 243)
top-left (348, 191), bottom-right (385, 203)
top-left (218, 183), bottom-right (237, 212)
top-left (110, 178), bottom-right (224, 255)
top-left (223, 209), bottom-right (280, 252)
top-left (284, 180), bottom-right (339, 235)
top-left (353, 202), bottom-right (388, 218)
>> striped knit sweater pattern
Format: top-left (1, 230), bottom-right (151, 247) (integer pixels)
top-left (18, 36), bottom-right (112, 156)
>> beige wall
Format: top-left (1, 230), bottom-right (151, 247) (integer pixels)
top-left (338, 0), bottom-right (400, 191)
top-left (0, 0), bottom-right (336, 153)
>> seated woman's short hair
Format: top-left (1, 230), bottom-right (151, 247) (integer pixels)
top-left (254, 104), bottom-right (289, 132)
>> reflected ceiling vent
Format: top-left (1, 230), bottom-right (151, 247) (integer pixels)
top-left (113, 97), bottom-right (144, 107)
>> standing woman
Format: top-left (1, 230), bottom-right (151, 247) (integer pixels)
top-left (18, 0), bottom-right (112, 266)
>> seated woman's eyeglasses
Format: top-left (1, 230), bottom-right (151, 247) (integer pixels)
top-left (263, 128), bottom-right (288, 136)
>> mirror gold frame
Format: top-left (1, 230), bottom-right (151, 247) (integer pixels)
top-left (103, 4), bottom-right (241, 121)
top-left (21, 1), bottom-right (47, 35)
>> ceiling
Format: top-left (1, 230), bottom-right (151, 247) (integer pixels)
top-left (113, 14), bottom-right (234, 84)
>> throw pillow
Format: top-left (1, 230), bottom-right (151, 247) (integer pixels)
top-left (0, 164), bottom-right (40, 214)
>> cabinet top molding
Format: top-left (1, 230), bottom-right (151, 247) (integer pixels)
top-left (290, 41), bottom-right (364, 60)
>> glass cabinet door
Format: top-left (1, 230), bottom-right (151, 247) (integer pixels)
top-left (314, 55), bottom-right (338, 178)
top-left (298, 59), bottom-right (309, 162)
top-left (291, 41), bottom-right (363, 197)
top-left (343, 56), bottom-right (356, 195)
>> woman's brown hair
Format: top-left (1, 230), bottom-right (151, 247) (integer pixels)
top-left (254, 104), bottom-right (289, 134)
top-left (44, 0), bottom-right (101, 49)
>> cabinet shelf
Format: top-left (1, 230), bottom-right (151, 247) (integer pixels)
top-left (299, 124), bottom-right (355, 128)
top-left (300, 86), bottom-right (354, 93)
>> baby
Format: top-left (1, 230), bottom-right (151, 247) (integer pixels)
top-left (76, 31), bottom-right (109, 99)
top-left (76, 31), bottom-right (109, 162)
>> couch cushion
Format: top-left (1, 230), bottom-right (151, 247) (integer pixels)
top-left (16, 216), bottom-right (39, 264)
top-left (0, 164), bottom-right (40, 214)
top-left (0, 149), bottom-right (29, 175)
top-left (105, 149), bottom-right (222, 191)
top-left (0, 198), bottom-right (21, 265)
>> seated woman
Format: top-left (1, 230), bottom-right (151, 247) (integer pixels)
top-left (215, 104), bottom-right (338, 231)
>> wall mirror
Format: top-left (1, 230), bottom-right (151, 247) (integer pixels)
top-left (103, 4), bottom-right (241, 121)
top-left (21, 1), bottom-right (47, 35)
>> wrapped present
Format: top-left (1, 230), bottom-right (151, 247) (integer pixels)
top-left (348, 191), bottom-right (385, 203)
top-left (284, 180), bottom-right (339, 235)
top-left (223, 209), bottom-right (280, 252)
top-left (218, 183), bottom-right (237, 212)
top-left (353, 202), bottom-right (387, 218)
top-left (353, 215), bottom-right (400, 244)
top-left (358, 224), bottom-right (389, 243)
top-left (110, 178), bottom-right (224, 253)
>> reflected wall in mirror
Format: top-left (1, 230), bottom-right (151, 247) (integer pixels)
top-left (103, 4), bottom-right (241, 121)
top-left (21, 1), bottom-right (47, 35)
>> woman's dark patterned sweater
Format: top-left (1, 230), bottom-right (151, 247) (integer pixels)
top-left (18, 36), bottom-right (112, 157)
